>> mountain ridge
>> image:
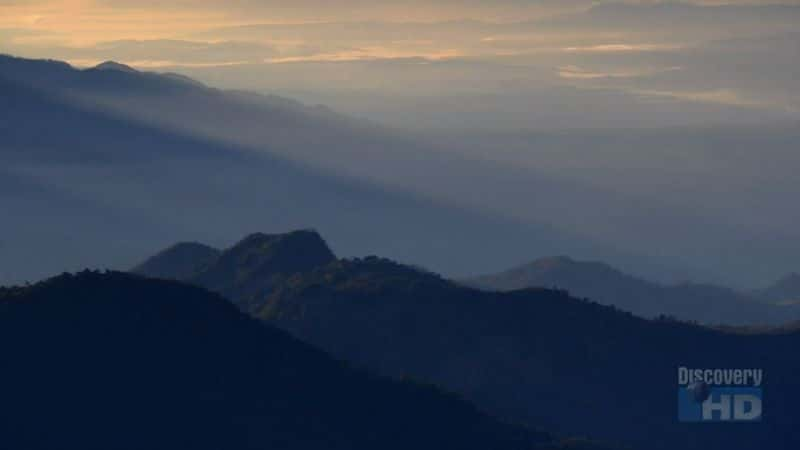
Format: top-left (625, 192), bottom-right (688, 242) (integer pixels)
top-left (2, 53), bottom-right (618, 287)
top-left (3, 270), bottom-right (599, 450)
top-left (92, 60), bottom-right (138, 73)
top-left (255, 256), bottom-right (800, 450)
top-left (465, 255), bottom-right (800, 325)
top-left (756, 273), bottom-right (800, 304)
top-left (133, 230), bottom-right (800, 450)
top-left (134, 230), bottom-right (338, 314)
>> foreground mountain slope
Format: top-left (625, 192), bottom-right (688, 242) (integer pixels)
top-left (252, 258), bottom-right (799, 450)
top-left (0, 271), bottom-right (607, 450)
top-left (466, 256), bottom-right (799, 325)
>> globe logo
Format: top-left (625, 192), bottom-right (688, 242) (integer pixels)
top-left (687, 381), bottom-right (711, 403)
top-left (678, 367), bottom-right (763, 422)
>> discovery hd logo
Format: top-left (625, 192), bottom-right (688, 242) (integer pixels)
top-left (677, 366), bottom-right (763, 422)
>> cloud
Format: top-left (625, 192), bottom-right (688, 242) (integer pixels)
top-left (95, 0), bottom-right (589, 22)
top-left (562, 43), bottom-right (683, 53)
top-left (554, 31), bottom-right (800, 113)
top-left (633, 88), bottom-right (771, 108)
top-left (266, 46), bottom-right (463, 63)
top-left (88, 39), bottom-right (276, 62)
top-left (540, 1), bottom-right (800, 42)
top-left (558, 65), bottom-right (682, 80)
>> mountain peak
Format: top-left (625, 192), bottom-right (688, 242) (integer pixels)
top-left (529, 255), bottom-right (577, 268)
top-left (146, 230), bottom-right (339, 313)
top-left (92, 60), bottom-right (138, 73)
top-left (220, 229), bottom-right (336, 276)
top-left (133, 230), bottom-right (337, 311)
top-left (520, 255), bottom-right (621, 277)
top-left (232, 229), bottom-right (334, 259)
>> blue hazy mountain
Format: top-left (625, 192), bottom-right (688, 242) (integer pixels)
top-left (1, 54), bottom-right (624, 286)
top-left (465, 256), bottom-right (800, 326)
top-left (255, 261), bottom-right (800, 450)
top-left (136, 231), bottom-right (800, 326)
top-left (755, 273), bottom-right (800, 304)
top-left (3, 54), bottom-right (800, 288)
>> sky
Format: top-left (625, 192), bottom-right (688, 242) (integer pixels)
top-left (2, 0), bottom-right (799, 128)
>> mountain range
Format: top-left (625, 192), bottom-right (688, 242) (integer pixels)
top-left (133, 230), bottom-right (800, 450)
top-left (754, 273), bottom-right (800, 305)
top-left (2, 270), bottom-right (621, 450)
top-left (7, 53), bottom-right (800, 289)
top-left (1, 53), bottom-right (616, 286)
top-left (464, 256), bottom-right (800, 326)
top-left (5, 49), bottom-right (800, 450)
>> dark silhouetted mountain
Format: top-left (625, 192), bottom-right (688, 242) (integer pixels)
top-left (132, 242), bottom-right (221, 281)
top-left (465, 256), bottom-right (800, 326)
top-left (1, 271), bottom-right (615, 450)
top-left (204, 256), bottom-right (800, 450)
top-left (756, 273), bottom-right (800, 304)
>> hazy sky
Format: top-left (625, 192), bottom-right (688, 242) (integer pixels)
top-left (2, 0), bottom-right (799, 128)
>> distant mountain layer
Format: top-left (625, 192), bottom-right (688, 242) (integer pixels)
top-left (465, 256), bottom-right (800, 325)
top-left (5, 54), bottom-right (800, 288)
top-left (755, 273), bottom-right (800, 304)
top-left (135, 231), bottom-right (800, 450)
top-left (259, 259), bottom-right (800, 450)
top-left (1, 53), bottom-right (609, 285)
top-left (1, 271), bottom-right (613, 450)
